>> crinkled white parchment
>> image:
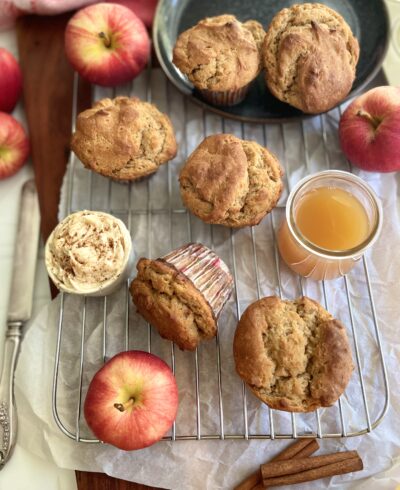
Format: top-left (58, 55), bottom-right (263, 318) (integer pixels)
top-left (15, 69), bottom-right (400, 489)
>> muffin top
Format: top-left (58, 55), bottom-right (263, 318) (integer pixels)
top-left (173, 15), bottom-right (265, 91)
top-left (131, 257), bottom-right (218, 351)
top-left (131, 243), bottom-right (233, 351)
top-left (71, 97), bottom-right (177, 181)
top-left (179, 134), bottom-right (283, 228)
top-left (263, 3), bottom-right (360, 114)
top-left (233, 296), bottom-right (354, 412)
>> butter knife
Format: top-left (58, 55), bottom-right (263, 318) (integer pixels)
top-left (0, 179), bottom-right (40, 468)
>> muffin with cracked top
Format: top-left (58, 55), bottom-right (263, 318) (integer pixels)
top-left (179, 134), bottom-right (283, 228)
top-left (233, 296), bottom-right (354, 412)
top-left (71, 96), bottom-right (177, 181)
top-left (173, 14), bottom-right (265, 106)
top-left (263, 3), bottom-right (360, 114)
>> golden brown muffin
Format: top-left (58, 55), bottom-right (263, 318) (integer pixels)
top-left (179, 134), bottom-right (283, 228)
top-left (71, 97), bottom-right (177, 181)
top-left (131, 243), bottom-right (233, 351)
top-left (233, 296), bottom-right (354, 412)
top-left (263, 3), bottom-right (360, 114)
top-left (173, 15), bottom-right (265, 105)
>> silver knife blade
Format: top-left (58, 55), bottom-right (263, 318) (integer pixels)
top-left (7, 179), bottom-right (40, 323)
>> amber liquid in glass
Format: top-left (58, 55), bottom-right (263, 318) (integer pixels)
top-left (295, 187), bottom-right (369, 251)
top-left (278, 187), bottom-right (370, 280)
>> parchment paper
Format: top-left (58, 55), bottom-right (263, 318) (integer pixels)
top-left (15, 69), bottom-right (400, 489)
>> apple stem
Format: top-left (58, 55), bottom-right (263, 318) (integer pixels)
top-left (114, 398), bottom-right (135, 412)
top-left (356, 110), bottom-right (381, 130)
top-left (99, 32), bottom-right (112, 48)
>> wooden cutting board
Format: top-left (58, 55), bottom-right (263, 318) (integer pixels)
top-left (16, 12), bottom-right (157, 490)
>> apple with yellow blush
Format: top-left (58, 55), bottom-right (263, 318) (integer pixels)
top-left (84, 351), bottom-right (178, 450)
top-left (0, 112), bottom-right (29, 180)
top-left (65, 3), bottom-right (150, 87)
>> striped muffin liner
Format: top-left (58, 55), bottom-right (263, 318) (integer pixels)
top-left (199, 83), bottom-right (251, 107)
top-left (162, 243), bottom-right (234, 318)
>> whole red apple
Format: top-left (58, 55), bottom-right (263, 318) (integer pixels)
top-left (0, 112), bottom-right (30, 180)
top-left (339, 86), bottom-right (400, 172)
top-left (84, 350), bottom-right (178, 450)
top-left (0, 48), bottom-right (22, 113)
top-left (65, 3), bottom-right (150, 87)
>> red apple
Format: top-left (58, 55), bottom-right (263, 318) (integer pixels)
top-left (84, 350), bottom-right (178, 450)
top-left (0, 48), bottom-right (22, 113)
top-left (64, 3), bottom-right (150, 87)
top-left (339, 86), bottom-right (400, 172)
top-left (0, 112), bottom-right (30, 180)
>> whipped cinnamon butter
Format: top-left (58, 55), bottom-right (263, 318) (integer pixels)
top-left (45, 210), bottom-right (133, 295)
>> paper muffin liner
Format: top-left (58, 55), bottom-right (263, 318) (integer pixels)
top-left (199, 83), bottom-right (251, 107)
top-left (162, 243), bottom-right (234, 318)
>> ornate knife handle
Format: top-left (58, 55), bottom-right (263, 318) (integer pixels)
top-left (0, 322), bottom-right (22, 468)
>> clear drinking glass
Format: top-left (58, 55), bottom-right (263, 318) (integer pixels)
top-left (277, 170), bottom-right (383, 281)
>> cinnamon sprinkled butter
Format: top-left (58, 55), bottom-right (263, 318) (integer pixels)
top-left (45, 210), bottom-right (133, 296)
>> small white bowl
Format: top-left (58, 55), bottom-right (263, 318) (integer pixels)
top-left (45, 210), bottom-right (134, 297)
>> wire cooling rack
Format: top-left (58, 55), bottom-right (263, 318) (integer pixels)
top-left (52, 68), bottom-right (389, 443)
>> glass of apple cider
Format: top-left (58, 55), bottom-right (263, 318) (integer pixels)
top-left (277, 170), bottom-right (382, 281)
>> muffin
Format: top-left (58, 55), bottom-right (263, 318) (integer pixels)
top-left (233, 296), bottom-right (353, 412)
top-left (173, 15), bottom-right (265, 106)
top-left (263, 3), bottom-right (360, 114)
top-left (179, 134), bottom-right (283, 228)
top-left (45, 210), bottom-right (134, 296)
top-left (71, 97), bottom-right (177, 181)
top-left (130, 243), bottom-right (234, 350)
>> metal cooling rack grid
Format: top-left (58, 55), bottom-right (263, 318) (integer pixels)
top-left (52, 69), bottom-right (389, 443)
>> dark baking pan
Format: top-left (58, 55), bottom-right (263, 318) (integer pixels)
top-left (153, 0), bottom-right (390, 122)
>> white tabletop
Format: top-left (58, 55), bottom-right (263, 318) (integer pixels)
top-left (0, 2), bottom-right (399, 488)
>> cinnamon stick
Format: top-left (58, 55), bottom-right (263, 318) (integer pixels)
top-left (273, 439), bottom-right (319, 462)
top-left (275, 439), bottom-right (320, 461)
top-left (261, 450), bottom-right (359, 479)
top-left (234, 471), bottom-right (260, 490)
top-left (233, 471), bottom-right (260, 490)
top-left (234, 439), bottom-right (319, 490)
top-left (262, 454), bottom-right (363, 487)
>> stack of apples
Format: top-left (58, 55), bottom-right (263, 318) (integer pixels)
top-left (0, 48), bottom-right (29, 180)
